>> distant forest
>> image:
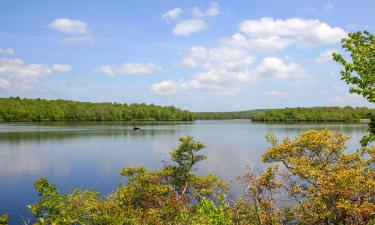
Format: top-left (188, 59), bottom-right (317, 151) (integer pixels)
top-left (197, 107), bottom-right (375, 122)
top-left (195, 110), bottom-right (266, 120)
top-left (0, 97), bottom-right (195, 122)
top-left (0, 97), bottom-right (374, 122)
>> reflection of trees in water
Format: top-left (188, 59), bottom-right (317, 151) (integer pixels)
top-left (0, 129), bottom-right (179, 145)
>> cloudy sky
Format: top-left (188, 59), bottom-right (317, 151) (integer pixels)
top-left (0, 0), bottom-right (374, 111)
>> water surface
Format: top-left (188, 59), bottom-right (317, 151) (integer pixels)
top-left (0, 121), bottom-right (368, 224)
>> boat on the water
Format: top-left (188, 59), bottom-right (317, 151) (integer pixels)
top-left (133, 126), bottom-right (140, 130)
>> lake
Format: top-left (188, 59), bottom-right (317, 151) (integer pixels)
top-left (0, 120), bottom-right (368, 224)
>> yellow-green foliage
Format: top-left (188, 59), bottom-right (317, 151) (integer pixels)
top-left (0, 215), bottom-right (8, 225)
top-left (262, 129), bottom-right (375, 224)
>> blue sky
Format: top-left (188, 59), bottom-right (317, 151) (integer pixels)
top-left (0, 0), bottom-right (374, 111)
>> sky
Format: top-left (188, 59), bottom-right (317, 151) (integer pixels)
top-left (0, 0), bottom-right (374, 111)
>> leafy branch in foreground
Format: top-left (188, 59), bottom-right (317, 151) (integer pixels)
top-left (333, 30), bottom-right (375, 146)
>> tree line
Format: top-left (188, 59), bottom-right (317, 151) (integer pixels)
top-left (0, 97), bottom-right (195, 122)
top-left (249, 106), bottom-right (375, 122)
top-left (1, 97), bottom-right (374, 122)
top-left (196, 107), bottom-right (375, 121)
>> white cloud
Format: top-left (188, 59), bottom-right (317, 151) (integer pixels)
top-left (315, 49), bottom-right (337, 64)
top-left (151, 79), bottom-right (189, 95)
top-left (154, 57), bottom-right (305, 96)
top-left (0, 78), bottom-right (11, 90)
top-left (256, 57), bottom-right (306, 80)
top-left (239, 17), bottom-right (346, 47)
top-left (189, 69), bottom-right (252, 95)
top-left (172, 19), bottom-right (206, 36)
top-left (93, 66), bottom-right (116, 76)
top-left (192, 2), bottom-right (221, 18)
top-left (0, 48), bottom-right (15, 55)
top-left (162, 8), bottom-right (183, 21)
top-left (206, 2), bottom-right (221, 16)
top-left (166, 2), bottom-right (220, 36)
top-left (48, 18), bottom-right (89, 35)
top-left (182, 45), bottom-right (254, 70)
top-left (52, 64), bottom-right (72, 73)
top-left (265, 90), bottom-right (284, 97)
top-left (94, 63), bottom-right (162, 76)
top-left (221, 33), bottom-right (294, 52)
top-left (154, 17), bottom-right (343, 96)
top-left (48, 18), bottom-right (93, 44)
top-left (0, 57), bottom-right (71, 90)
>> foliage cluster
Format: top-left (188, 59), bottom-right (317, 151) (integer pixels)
top-left (333, 31), bottom-right (375, 146)
top-left (0, 97), bottom-right (195, 122)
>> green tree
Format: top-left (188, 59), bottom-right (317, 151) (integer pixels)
top-left (28, 136), bottom-right (228, 224)
top-left (333, 30), bottom-right (375, 146)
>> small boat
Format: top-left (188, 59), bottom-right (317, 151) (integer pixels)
top-left (133, 126), bottom-right (140, 130)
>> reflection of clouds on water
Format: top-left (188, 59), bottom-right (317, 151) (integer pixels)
top-left (0, 147), bottom-right (71, 183)
top-left (52, 161), bottom-right (70, 178)
top-left (0, 149), bottom-right (46, 178)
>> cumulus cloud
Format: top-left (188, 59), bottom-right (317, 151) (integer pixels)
top-left (48, 18), bottom-right (93, 45)
top-left (51, 64), bottom-right (72, 73)
top-left (182, 45), bottom-right (254, 69)
top-left (221, 33), bottom-right (294, 52)
top-left (153, 57), bottom-right (305, 95)
top-left (0, 57), bottom-right (71, 90)
top-left (315, 49), bottom-right (337, 64)
top-left (166, 2), bottom-right (220, 36)
top-left (192, 2), bottom-right (221, 17)
top-left (151, 79), bottom-right (189, 95)
top-left (162, 8), bottom-right (183, 21)
top-left (0, 48), bottom-right (15, 55)
top-left (172, 19), bottom-right (206, 36)
top-left (256, 57), bottom-right (306, 80)
top-left (239, 17), bottom-right (346, 47)
top-left (48, 18), bottom-right (89, 35)
top-left (206, 2), bottom-right (221, 16)
top-left (94, 63), bottom-right (162, 76)
top-left (153, 17), bottom-right (345, 96)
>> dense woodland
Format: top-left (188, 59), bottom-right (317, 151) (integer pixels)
top-left (0, 97), bottom-right (195, 122)
top-left (2, 97), bottom-right (373, 123)
top-left (249, 106), bottom-right (375, 122)
top-left (196, 107), bottom-right (375, 121)
top-left (195, 109), bottom-right (265, 120)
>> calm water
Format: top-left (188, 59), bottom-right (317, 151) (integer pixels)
top-left (0, 120), bottom-right (368, 224)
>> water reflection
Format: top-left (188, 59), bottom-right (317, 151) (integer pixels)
top-left (0, 121), bottom-right (368, 224)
